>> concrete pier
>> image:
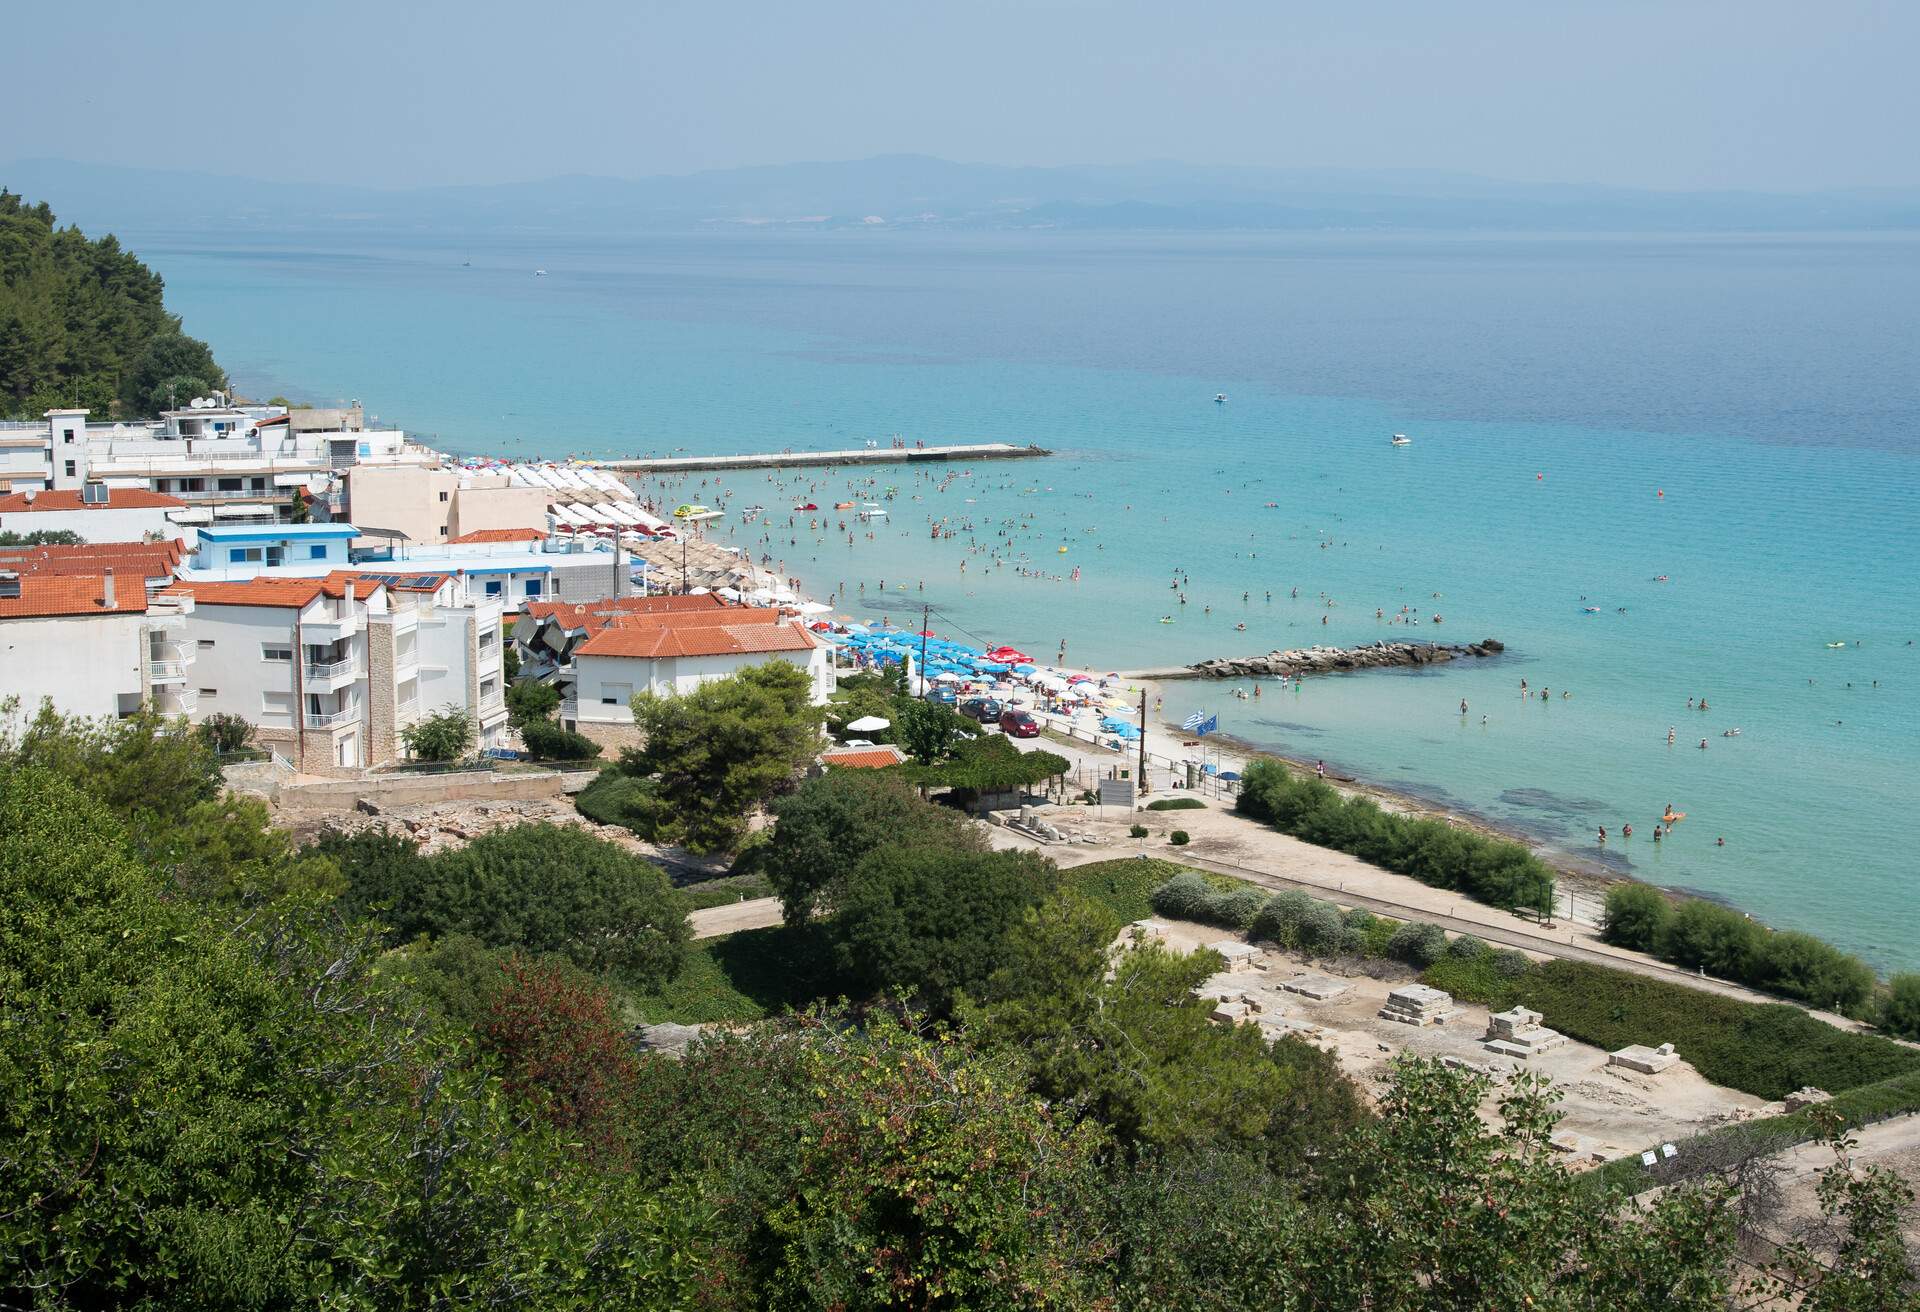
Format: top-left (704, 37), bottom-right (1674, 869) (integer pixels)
top-left (601, 441), bottom-right (1049, 475)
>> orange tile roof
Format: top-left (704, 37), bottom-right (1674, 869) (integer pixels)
top-left (0, 573), bottom-right (150, 618)
top-left (820, 745), bottom-right (907, 770)
top-left (523, 592), bottom-right (732, 635)
top-left (0, 488), bottom-right (186, 513)
top-left (448, 527), bottom-right (548, 544)
top-left (574, 615), bottom-right (819, 659)
top-left (0, 539), bottom-right (186, 582)
top-left (163, 574), bottom-right (382, 608)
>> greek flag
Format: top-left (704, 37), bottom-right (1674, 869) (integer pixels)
top-left (1182, 710), bottom-right (1207, 731)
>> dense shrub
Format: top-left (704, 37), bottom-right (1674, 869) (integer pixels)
top-left (1386, 921), bottom-right (1448, 969)
top-left (573, 768), bottom-right (666, 836)
top-left (1061, 859), bottom-right (1195, 926)
top-left (1236, 759), bottom-right (1554, 911)
top-left (678, 872), bottom-right (775, 910)
top-left (1883, 974), bottom-right (1920, 1040)
top-left (1250, 890), bottom-right (1315, 945)
top-left (1490, 948), bottom-right (1533, 979)
top-left (1129, 823), bottom-right (1149, 838)
top-left (1422, 952), bottom-right (1524, 1006)
top-left (517, 717), bottom-right (600, 761)
top-left (1215, 887), bottom-right (1267, 930)
top-left (1445, 933), bottom-right (1489, 961)
top-left (1600, 882), bottom-right (1672, 952)
top-left (1509, 960), bottom-right (1920, 1100)
top-left (1295, 902), bottom-right (1350, 955)
top-left (1169, 830), bottom-right (1190, 846)
top-left (1657, 899), bottom-right (1761, 979)
top-left (196, 712), bottom-right (254, 754)
top-left (1751, 930), bottom-right (1876, 1014)
top-left (1151, 873), bottom-right (1225, 923)
top-left (1603, 881), bottom-right (1876, 1013)
top-left (1146, 797), bottom-right (1206, 811)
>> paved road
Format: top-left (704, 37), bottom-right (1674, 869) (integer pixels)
top-left (689, 896), bottom-right (784, 939)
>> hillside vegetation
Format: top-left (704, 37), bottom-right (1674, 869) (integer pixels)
top-left (0, 190), bottom-right (226, 419)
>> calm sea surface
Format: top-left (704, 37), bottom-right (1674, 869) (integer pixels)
top-left (135, 227), bottom-right (1920, 968)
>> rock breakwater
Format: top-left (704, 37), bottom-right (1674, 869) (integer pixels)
top-left (1185, 638), bottom-right (1504, 679)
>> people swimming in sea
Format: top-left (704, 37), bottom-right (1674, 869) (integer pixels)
top-left (1699, 738), bottom-right (1709, 749)
top-left (1622, 823), bottom-right (1633, 838)
top-left (1597, 826), bottom-right (1607, 843)
top-left (1460, 699), bottom-right (1469, 714)
top-left (1668, 726), bottom-right (1676, 744)
top-left (1652, 825), bottom-right (1663, 841)
top-left (1716, 836), bottom-right (1726, 847)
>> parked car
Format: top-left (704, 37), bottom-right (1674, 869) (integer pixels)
top-left (960, 698), bottom-right (1003, 723)
top-left (999, 709), bottom-right (1041, 739)
top-left (928, 685), bottom-right (958, 704)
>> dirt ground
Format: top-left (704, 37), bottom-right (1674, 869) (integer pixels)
top-left (1135, 915), bottom-right (1773, 1167)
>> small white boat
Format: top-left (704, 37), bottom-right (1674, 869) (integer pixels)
top-left (534, 269), bottom-right (548, 277)
top-left (1391, 433), bottom-right (1412, 446)
top-left (1214, 393), bottom-right (1228, 404)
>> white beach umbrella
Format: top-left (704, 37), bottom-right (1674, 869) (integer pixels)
top-left (846, 715), bottom-right (891, 733)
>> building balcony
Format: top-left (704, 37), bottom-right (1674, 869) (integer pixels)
top-left (154, 687), bottom-right (199, 714)
top-left (395, 649), bottom-right (420, 676)
top-left (302, 613), bottom-right (360, 642)
top-left (303, 658), bottom-right (363, 689)
top-left (304, 708), bottom-right (358, 729)
top-left (148, 658), bottom-right (190, 682)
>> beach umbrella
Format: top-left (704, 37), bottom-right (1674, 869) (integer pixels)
top-left (846, 715), bottom-right (891, 733)
top-left (1218, 771), bottom-right (1242, 782)
top-left (797, 601), bottom-right (832, 616)
top-left (934, 671), bottom-right (963, 683)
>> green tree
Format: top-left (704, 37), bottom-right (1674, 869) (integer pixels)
top-left (400, 703), bottom-right (475, 761)
top-left (196, 709), bottom-right (255, 754)
top-left (763, 768), bottom-right (982, 927)
top-left (1659, 898), bottom-right (1763, 979)
top-left (480, 954), bottom-right (641, 1163)
top-left (1602, 881), bottom-right (1674, 952)
top-left (0, 528), bottom-right (83, 546)
top-left (826, 843), bottom-right (1055, 1012)
top-left (506, 678), bottom-right (561, 727)
top-left (121, 329), bottom-right (227, 415)
top-left (1765, 1113), bottom-right (1920, 1310)
top-left (1882, 973), bottom-right (1920, 1040)
top-left (970, 894), bottom-right (1368, 1167)
top-left (891, 695), bottom-right (968, 764)
top-left (339, 821), bottom-right (689, 986)
top-left (622, 660), bottom-right (825, 853)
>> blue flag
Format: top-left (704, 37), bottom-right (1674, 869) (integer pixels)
top-left (1199, 714), bottom-right (1219, 736)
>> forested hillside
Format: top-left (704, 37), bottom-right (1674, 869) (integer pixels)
top-left (0, 190), bottom-right (226, 420)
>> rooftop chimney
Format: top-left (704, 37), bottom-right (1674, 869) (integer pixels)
top-left (102, 569), bottom-right (116, 610)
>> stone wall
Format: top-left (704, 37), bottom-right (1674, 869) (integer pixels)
top-left (366, 622), bottom-right (396, 767)
top-left (272, 767), bottom-right (597, 814)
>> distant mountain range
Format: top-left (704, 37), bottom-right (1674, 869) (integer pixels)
top-left (6, 155), bottom-right (1919, 234)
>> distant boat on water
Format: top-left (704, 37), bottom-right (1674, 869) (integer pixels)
top-left (1391, 433), bottom-right (1412, 446)
top-left (534, 269), bottom-right (547, 277)
top-left (1214, 393), bottom-right (1228, 404)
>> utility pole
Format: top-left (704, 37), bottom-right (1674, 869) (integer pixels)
top-left (680, 532), bottom-right (688, 594)
top-left (1138, 686), bottom-right (1150, 796)
top-left (918, 604), bottom-right (931, 698)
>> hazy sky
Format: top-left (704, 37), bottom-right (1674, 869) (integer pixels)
top-left (7, 0), bottom-right (1915, 191)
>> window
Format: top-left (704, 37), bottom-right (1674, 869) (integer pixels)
top-left (438, 490), bottom-right (449, 502)
top-left (228, 547), bottom-right (263, 564)
top-left (479, 678), bottom-right (498, 703)
top-left (184, 478), bottom-right (205, 492)
top-left (63, 460), bottom-right (76, 477)
top-left (198, 688), bottom-right (217, 698)
top-left (524, 578), bottom-right (544, 597)
top-left (250, 477), bottom-right (266, 491)
top-left (484, 579), bottom-right (503, 597)
top-left (262, 644), bottom-right (292, 662)
top-left (217, 477), bottom-right (242, 492)
top-left (197, 638), bottom-right (216, 651)
top-left (63, 430), bottom-right (75, 444)
top-left (308, 545), bottom-right (326, 560)
top-left (437, 525), bottom-right (447, 535)
top-left (262, 691), bottom-right (293, 717)
top-left (600, 682), bottom-right (631, 706)
top-left (478, 628), bottom-right (497, 650)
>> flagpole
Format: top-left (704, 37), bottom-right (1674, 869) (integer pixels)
top-left (1138, 687), bottom-right (1150, 797)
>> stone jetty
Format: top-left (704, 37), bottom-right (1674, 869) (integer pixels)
top-left (1127, 638), bottom-right (1505, 681)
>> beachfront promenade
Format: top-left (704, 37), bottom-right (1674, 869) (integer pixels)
top-left (601, 441), bottom-right (1049, 475)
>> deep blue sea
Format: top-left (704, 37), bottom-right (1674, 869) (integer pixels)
top-left (134, 227), bottom-right (1920, 968)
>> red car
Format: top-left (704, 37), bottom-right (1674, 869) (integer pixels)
top-left (999, 709), bottom-right (1041, 739)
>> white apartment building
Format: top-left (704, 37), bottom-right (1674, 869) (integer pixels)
top-left (0, 561), bottom-right (196, 721)
top-left (0, 400), bottom-right (433, 527)
top-left (0, 484), bottom-right (190, 542)
top-left (164, 571), bottom-right (507, 774)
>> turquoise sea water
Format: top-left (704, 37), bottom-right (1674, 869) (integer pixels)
top-left (136, 228), bottom-right (1920, 968)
